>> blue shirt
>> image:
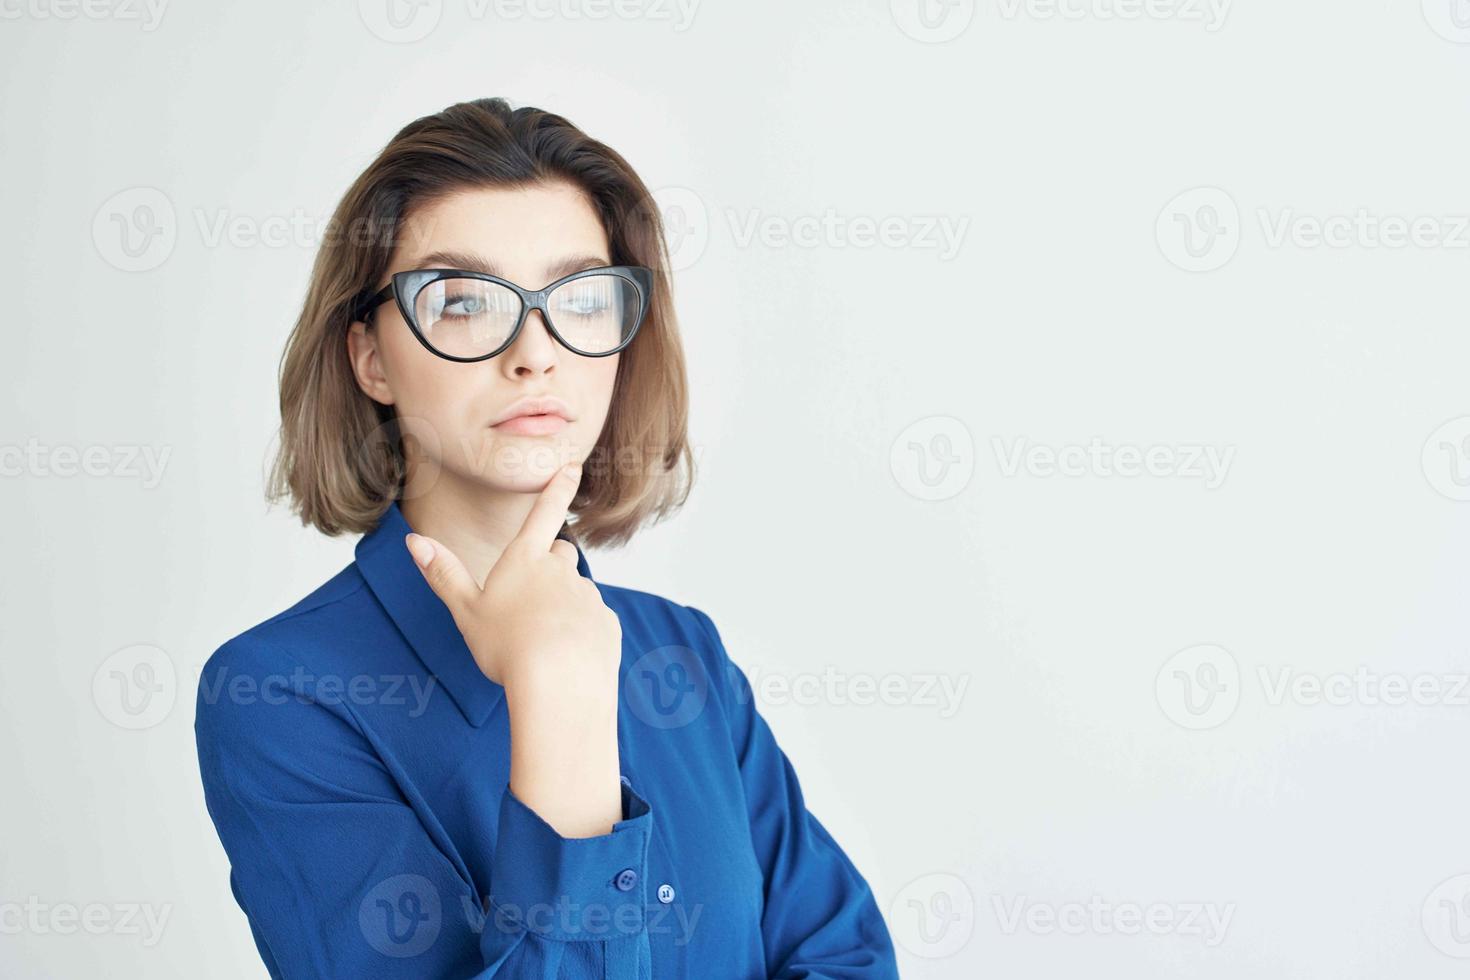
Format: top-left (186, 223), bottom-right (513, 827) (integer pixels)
top-left (194, 500), bottom-right (900, 979)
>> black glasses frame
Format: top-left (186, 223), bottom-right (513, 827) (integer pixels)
top-left (353, 265), bottom-right (654, 361)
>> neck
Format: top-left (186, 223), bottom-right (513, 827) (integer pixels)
top-left (398, 468), bottom-right (548, 588)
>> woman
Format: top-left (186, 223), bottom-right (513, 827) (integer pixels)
top-left (194, 97), bottom-right (899, 979)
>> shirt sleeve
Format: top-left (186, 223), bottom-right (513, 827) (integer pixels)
top-left (685, 605), bottom-right (902, 979)
top-left (193, 637), bottom-right (655, 979)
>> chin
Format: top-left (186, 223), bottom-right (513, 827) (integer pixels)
top-left (463, 429), bottom-right (583, 485)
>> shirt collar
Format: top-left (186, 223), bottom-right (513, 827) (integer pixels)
top-left (354, 498), bottom-right (593, 728)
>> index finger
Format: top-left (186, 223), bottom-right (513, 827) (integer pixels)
top-left (512, 463), bottom-right (583, 553)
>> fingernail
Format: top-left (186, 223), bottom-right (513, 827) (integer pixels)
top-left (405, 533), bottom-right (434, 570)
top-left (566, 462), bottom-right (583, 480)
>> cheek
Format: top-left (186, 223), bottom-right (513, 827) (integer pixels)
top-left (578, 356), bottom-right (621, 427)
top-left (382, 337), bottom-right (477, 428)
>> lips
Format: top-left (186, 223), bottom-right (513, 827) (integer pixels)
top-left (492, 413), bottom-right (569, 436)
top-left (491, 395), bottom-right (572, 427)
top-left (490, 395), bottom-right (573, 435)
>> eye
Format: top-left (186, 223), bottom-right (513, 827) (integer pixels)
top-left (554, 277), bottom-right (619, 318)
top-left (562, 294), bottom-right (610, 316)
top-left (442, 292), bottom-right (486, 317)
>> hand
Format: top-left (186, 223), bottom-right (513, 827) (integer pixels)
top-left (402, 462), bottom-right (622, 693)
top-left (404, 463), bottom-right (623, 836)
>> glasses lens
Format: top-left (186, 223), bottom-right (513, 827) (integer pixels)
top-left (546, 274), bottom-right (641, 355)
top-left (414, 278), bottom-right (522, 358)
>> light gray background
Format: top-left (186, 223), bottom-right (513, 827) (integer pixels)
top-left (3, 1), bottom-right (1469, 976)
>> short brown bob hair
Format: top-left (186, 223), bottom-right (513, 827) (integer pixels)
top-left (267, 98), bottom-right (694, 550)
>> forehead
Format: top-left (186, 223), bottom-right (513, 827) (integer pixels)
top-left (392, 180), bottom-right (611, 287)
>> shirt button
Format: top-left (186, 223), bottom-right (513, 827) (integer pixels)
top-left (614, 868), bottom-right (638, 892)
top-left (657, 883), bottom-right (675, 904)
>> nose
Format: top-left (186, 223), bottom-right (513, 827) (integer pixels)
top-left (501, 308), bottom-right (560, 378)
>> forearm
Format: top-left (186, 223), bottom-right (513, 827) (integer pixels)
top-left (504, 664), bottom-right (622, 839)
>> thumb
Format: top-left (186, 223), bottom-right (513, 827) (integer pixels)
top-left (404, 532), bottom-right (478, 614)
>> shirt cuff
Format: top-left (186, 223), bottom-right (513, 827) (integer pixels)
top-left (487, 777), bottom-right (654, 942)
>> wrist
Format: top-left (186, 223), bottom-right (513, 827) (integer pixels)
top-left (505, 677), bottom-right (622, 837)
top-left (503, 655), bottom-right (619, 710)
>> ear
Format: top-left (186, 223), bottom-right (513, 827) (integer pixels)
top-left (347, 320), bottom-right (396, 406)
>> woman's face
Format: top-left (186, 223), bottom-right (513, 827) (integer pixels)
top-left (348, 180), bottom-right (622, 497)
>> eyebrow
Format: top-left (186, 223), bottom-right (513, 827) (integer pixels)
top-left (411, 250), bottom-right (612, 287)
